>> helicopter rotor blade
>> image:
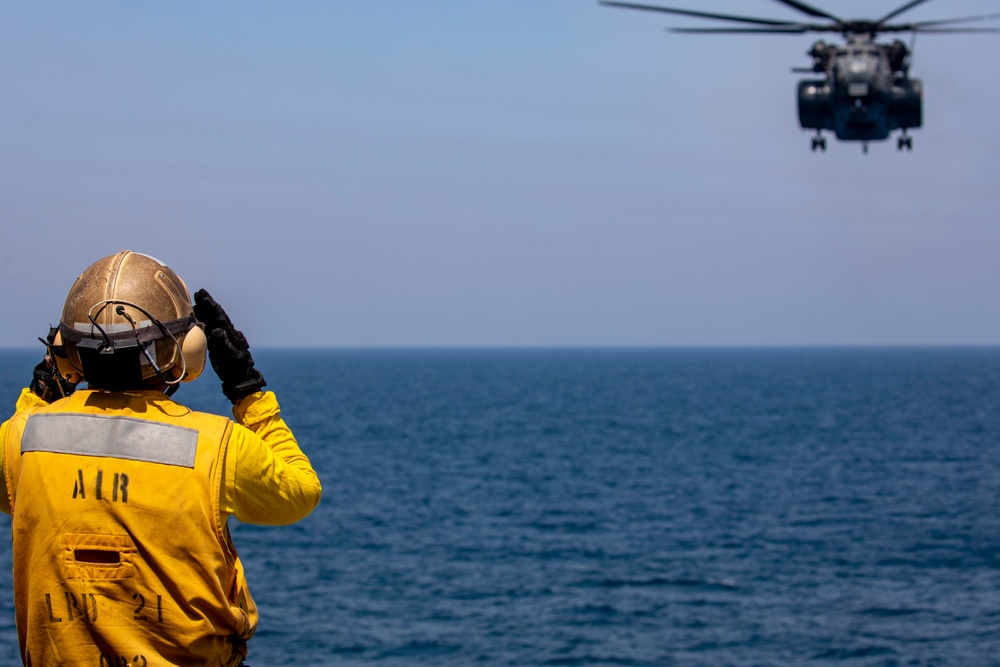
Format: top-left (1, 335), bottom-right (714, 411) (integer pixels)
top-left (769, 0), bottom-right (843, 23)
top-left (670, 26), bottom-right (824, 34)
top-left (876, 0), bottom-right (937, 26)
top-left (878, 11), bottom-right (1000, 34)
top-left (599, 1), bottom-right (805, 28)
top-left (905, 13), bottom-right (1000, 29)
top-left (908, 27), bottom-right (1000, 33)
top-left (602, 0), bottom-right (999, 37)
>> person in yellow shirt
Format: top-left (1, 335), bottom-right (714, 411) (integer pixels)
top-left (0, 250), bottom-right (322, 667)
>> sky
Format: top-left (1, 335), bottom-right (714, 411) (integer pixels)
top-left (2, 0), bottom-right (999, 348)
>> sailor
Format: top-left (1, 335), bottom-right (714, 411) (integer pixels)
top-left (0, 250), bottom-right (322, 666)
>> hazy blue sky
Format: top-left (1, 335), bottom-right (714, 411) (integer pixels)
top-left (2, 1), bottom-right (998, 347)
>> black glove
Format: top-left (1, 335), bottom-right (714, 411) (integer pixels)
top-left (193, 289), bottom-right (267, 404)
top-left (29, 326), bottom-right (77, 403)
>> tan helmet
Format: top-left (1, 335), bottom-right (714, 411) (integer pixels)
top-left (55, 250), bottom-right (206, 389)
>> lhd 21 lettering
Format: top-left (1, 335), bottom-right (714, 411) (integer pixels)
top-left (42, 591), bottom-right (165, 626)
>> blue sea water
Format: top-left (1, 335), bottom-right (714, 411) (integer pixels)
top-left (0, 348), bottom-right (999, 666)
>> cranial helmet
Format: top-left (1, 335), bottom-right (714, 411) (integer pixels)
top-left (55, 250), bottom-right (206, 390)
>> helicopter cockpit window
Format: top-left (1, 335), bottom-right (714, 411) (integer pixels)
top-left (848, 58), bottom-right (869, 74)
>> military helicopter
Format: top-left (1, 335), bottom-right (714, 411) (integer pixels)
top-left (600, 0), bottom-right (1000, 152)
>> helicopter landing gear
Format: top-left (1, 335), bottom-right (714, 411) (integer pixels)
top-left (897, 131), bottom-right (913, 151)
top-left (811, 131), bottom-right (826, 152)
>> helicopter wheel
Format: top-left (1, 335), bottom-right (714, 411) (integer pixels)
top-left (811, 133), bottom-right (826, 152)
top-left (898, 135), bottom-right (913, 151)
top-left (863, 141), bottom-right (869, 154)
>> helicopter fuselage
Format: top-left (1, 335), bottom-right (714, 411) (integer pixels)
top-left (797, 36), bottom-right (922, 147)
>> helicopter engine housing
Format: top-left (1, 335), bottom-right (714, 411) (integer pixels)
top-left (888, 78), bottom-right (922, 130)
top-left (797, 79), bottom-right (834, 131)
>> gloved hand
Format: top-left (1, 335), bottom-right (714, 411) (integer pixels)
top-left (193, 289), bottom-right (267, 404)
top-left (29, 326), bottom-right (77, 403)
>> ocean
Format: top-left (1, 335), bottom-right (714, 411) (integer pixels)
top-left (0, 348), bottom-right (998, 666)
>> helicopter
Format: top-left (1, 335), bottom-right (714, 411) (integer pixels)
top-left (600, 0), bottom-right (1000, 152)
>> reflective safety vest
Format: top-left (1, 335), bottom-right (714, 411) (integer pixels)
top-left (3, 390), bottom-right (258, 667)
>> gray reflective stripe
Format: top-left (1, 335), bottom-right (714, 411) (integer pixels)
top-left (22, 413), bottom-right (198, 468)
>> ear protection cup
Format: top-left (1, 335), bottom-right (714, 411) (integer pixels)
top-left (51, 330), bottom-right (84, 386)
top-left (170, 325), bottom-right (206, 383)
